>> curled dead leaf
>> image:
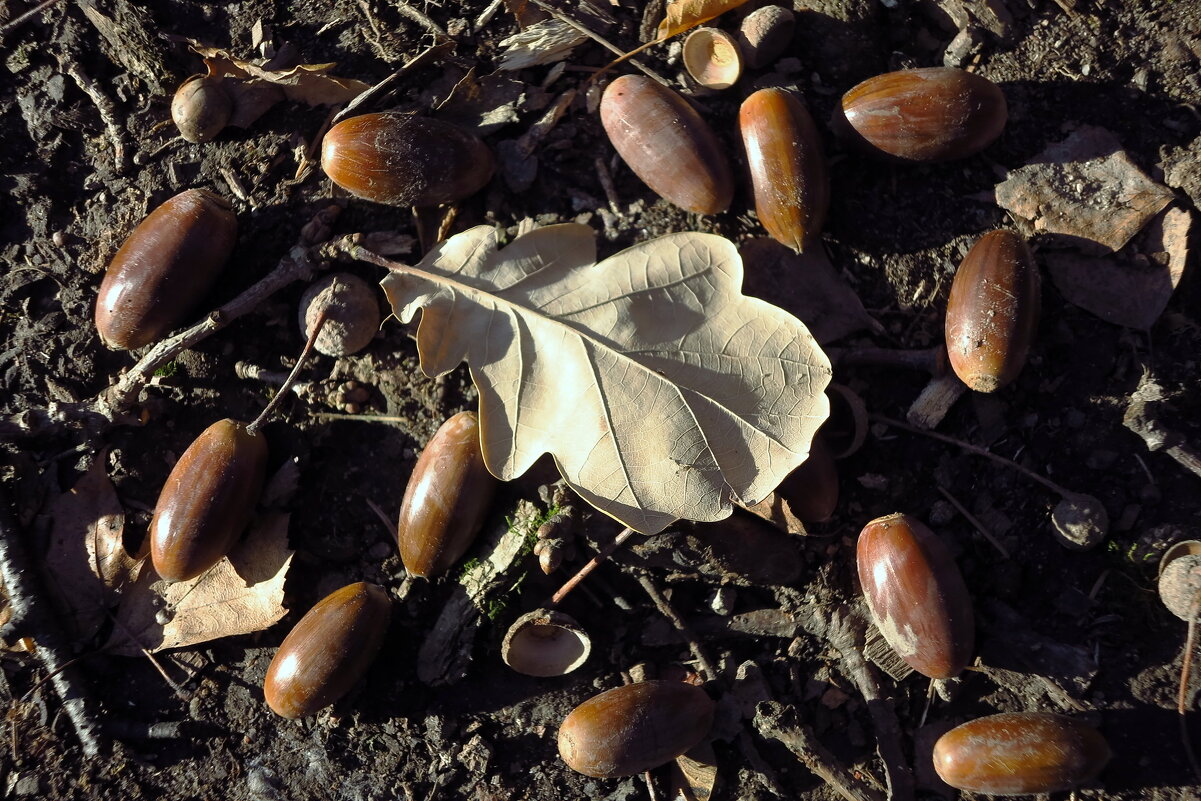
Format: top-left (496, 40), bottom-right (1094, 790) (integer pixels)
top-left (105, 514), bottom-right (293, 656)
top-left (658, 0), bottom-right (752, 40)
top-left (359, 223), bottom-right (832, 535)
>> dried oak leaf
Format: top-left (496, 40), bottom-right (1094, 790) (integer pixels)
top-left (658, 0), bottom-right (752, 40)
top-left (371, 224), bottom-right (832, 535)
top-left (105, 514), bottom-right (292, 656)
top-left (43, 456), bottom-right (137, 642)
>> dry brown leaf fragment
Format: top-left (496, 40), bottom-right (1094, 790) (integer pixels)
top-left (372, 224), bottom-right (832, 535)
top-left (193, 46), bottom-right (369, 106)
top-left (105, 514), bottom-right (292, 656)
top-left (658, 0), bottom-right (752, 40)
top-left (43, 456), bottom-right (136, 642)
top-left (671, 741), bottom-right (719, 800)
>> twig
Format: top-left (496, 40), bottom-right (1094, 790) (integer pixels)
top-left (0, 0), bottom-right (61, 38)
top-left (936, 486), bottom-right (1010, 558)
top-left (390, 0), bottom-right (449, 38)
top-left (60, 59), bottom-right (127, 174)
top-left (333, 42), bottom-right (455, 125)
top-left (245, 312), bottom-right (328, 435)
top-left (0, 488), bottom-right (103, 756)
top-left (235, 362), bottom-right (313, 397)
top-left (594, 156), bottom-right (621, 215)
top-left (526, 0), bottom-right (674, 89)
top-left (870, 414), bottom-right (1074, 498)
top-left (365, 497), bottom-right (396, 540)
top-left (754, 702), bottom-right (885, 801)
top-left (1179, 590), bottom-right (1201, 783)
top-left (473, 0), bottom-right (503, 31)
top-left (826, 345), bottom-right (946, 375)
top-left (633, 572), bottom-right (719, 683)
top-left (550, 527), bottom-right (637, 606)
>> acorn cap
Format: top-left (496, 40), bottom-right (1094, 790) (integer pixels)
top-left (501, 609), bottom-right (591, 677)
top-left (682, 28), bottom-right (743, 90)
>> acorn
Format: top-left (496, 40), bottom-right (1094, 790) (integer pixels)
top-left (298, 272), bottom-right (380, 357)
top-left (856, 513), bottom-right (974, 679)
top-left (831, 67), bottom-right (1007, 162)
top-left (150, 419), bottom-right (268, 583)
top-left (933, 712), bottom-right (1111, 795)
top-left (321, 112), bottom-right (494, 206)
top-left (945, 229), bottom-right (1040, 393)
top-left (171, 76), bottom-right (232, 144)
top-left (558, 680), bottom-right (715, 778)
top-left (95, 188), bottom-right (238, 350)
top-left (740, 88), bottom-right (828, 253)
top-left (397, 411), bottom-right (498, 578)
top-left (263, 582), bottom-right (392, 719)
top-left (600, 75), bottom-right (734, 215)
top-left (737, 6), bottom-right (795, 69)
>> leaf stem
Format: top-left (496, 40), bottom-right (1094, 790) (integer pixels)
top-left (550, 527), bottom-right (637, 606)
top-left (246, 311), bottom-right (328, 435)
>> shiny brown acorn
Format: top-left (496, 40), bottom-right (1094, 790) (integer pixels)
top-left (945, 229), bottom-right (1040, 393)
top-left (558, 680), bottom-right (715, 778)
top-left (320, 112), bottom-right (494, 206)
top-left (740, 88), bottom-right (828, 253)
top-left (171, 76), bottom-right (232, 143)
top-left (95, 188), bottom-right (237, 350)
top-left (771, 433), bottom-right (838, 522)
top-left (856, 513), bottom-right (973, 679)
top-left (150, 419), bottom-right (268, 582)
top-left (263, 582), bottom-right (392, 719)
top-left (600, 75), bottom-right (734, 215)
top-left (831, 67), bottom-right (1007, 162)
top-left (933, 712), bottom-right (1111, 795)
top-left (397, 411), bottom-right (498, 578)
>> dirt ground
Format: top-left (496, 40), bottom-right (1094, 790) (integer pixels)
top-left (1, 0), bottom-right (1200, 798)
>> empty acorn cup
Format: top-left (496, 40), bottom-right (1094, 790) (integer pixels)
top-left (501, 609), bottom-right (591, 677)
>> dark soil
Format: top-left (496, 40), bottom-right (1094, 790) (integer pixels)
top-left (1, 0), bottom-right (1200, 799)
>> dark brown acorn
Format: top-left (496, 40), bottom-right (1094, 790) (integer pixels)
top-left (933, 712), bottom-right (1111, 795)
top-left (600, 75), bottom-right (734, 215)
top-left (831, 67), bottom-right (1007, 162)
top-left (95, 188), bottom-right (237, 350)
top-left (150, 419), bottom-right (268, 582)
top-left (740, 88), bottom-right (828, 253)
top-left (263, 582), bottom-right (392, 719)
top-left (945, 229), bottom-right (1040, 393)
top-left (320, 112), bottom-right (494, 206)
top-left (171, 76), bottom-right (232, 143)
top-left (397, 411), bottom-right (498, 578)
top-left (558, 680), bottom-right (715, 778)
top-left (856, 513), bottom-right (974, 679)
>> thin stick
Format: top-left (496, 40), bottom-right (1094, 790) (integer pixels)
top-left (0, 0), bottom-right (61, 39)
top-left (1179, 590), bottom-right (1201, 783)
top-left (550, 527), bottom-right (636, 606)
top-left (870, 414), bottom-right (1072, 498)
top-left (391, 0), bottom-right (448, 38)
top-left (313, 413), bottom-right (410, 423)
top-left (365, 497), bottom-right (396, 540)
top-left (60, 59), bottom-right (127, 174)
top-left (754, 702), bottom-right (885, 801)
top-left (936, 486), bottom-right (1010, 558)
top-left (526, 0), bottom-right (673, 88)
top-left (333, 42), bottom-right (455, 125)
top-left (246, 312), bottom-right (328, 434)
top-left (634, 572), bottom-right (719, 683)
top-left (826, 345), bottom-right (946, 375)
top-left (0, 488), bottom-right (102, 756)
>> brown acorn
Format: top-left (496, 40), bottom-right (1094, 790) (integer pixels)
top-left (171, 76), bottom-right (232, 144)
top-left (831, 67), bottom-right (1007, 162)
top-left (600, 75), bottom-right (734, 215)
top-left (95, 189), bottom-right (238, 350)
top-left (740, 88), bottom-right (828, 253)
top-left (263, 582), bottom-right (392, 719)
top-left (397, 411), bottom-right (498, 578)
top-left (150, 419), bottom-right (268, 583)
top-left (933, 712), bottom-right (1111, 795)
top-left (320, 112), bottom-right (494, 206)
top-left (856, 513), bottom-right (974, 679)
top-left (558, 680), bottom-right (715, 778)
top-left (945, 229), bottom-right (1040, 393)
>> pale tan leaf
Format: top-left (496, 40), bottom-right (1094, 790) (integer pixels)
top-left (105, 514), bottom-right (292, 656)
top-left (671, 741), bottom-right (718, 801)
top-left (657, 0), bottom-right (751, 40)
top-left (375, 224), bottom-right (832, 535)
top-left (43, 457), bottom-right (135, 642)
